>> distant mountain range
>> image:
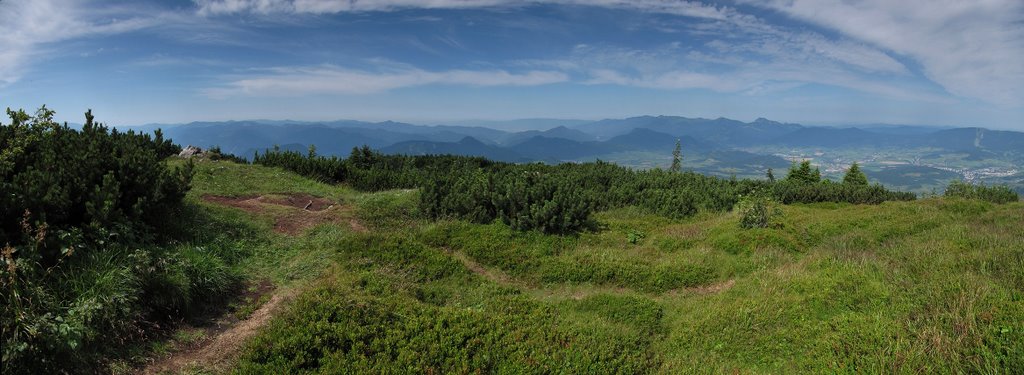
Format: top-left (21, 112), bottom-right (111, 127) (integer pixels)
top-left (124, 115), bottom-right (1024, 193)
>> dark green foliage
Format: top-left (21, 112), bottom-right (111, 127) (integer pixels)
top-left (786, 160), bottom-right (821, 184)
top-left (843, 162), bottom-right (869, 185)
top-left (771, 180), bottom-right (916, 205)
top-left (252, 146), bottom-right (347, 183)
top-left (670, 138), bottom-right (682, 172)
top-left (0, 107), bottom-right (192, 263)
top-left (944, 180), bottom-right (1019, 204)
top-left (421, 164), bottom-right (597, 234)
top-left (0, 107), bottom-right (248, 374)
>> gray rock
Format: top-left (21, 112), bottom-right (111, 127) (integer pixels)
top-left (178, 145), bottom-right (203, 158)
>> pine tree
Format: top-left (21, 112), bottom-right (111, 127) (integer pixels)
top-left (766, 168), bottom-right (775, 183)
top-left (842, 162), bottom-right (868, 185)
top-left (786, 160), bottom-right (820, 184)
top-left (670, 139), bottom-right (682, 172)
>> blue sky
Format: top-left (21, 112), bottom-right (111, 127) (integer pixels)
top-left (1, 0), bottom-right (1023, 130)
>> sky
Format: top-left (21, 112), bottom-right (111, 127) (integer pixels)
top-left (1, 0), bottom-right (1023, 130)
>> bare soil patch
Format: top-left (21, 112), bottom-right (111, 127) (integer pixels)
top-left (140, 281), bottom-right (292, 374)
top-left (202, 194), bottom-right (360, 235)
top-left (259, 193), bottom-right (333, 211)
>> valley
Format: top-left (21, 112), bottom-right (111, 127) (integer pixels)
top-left (146, 116), bottom-right (1024, 194)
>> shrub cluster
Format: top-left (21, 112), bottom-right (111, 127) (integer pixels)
top-left (421, 165), bottom-right (596, 233)
top-left (776, 160), bottom-right (915, 204)
top-left (251, 145), bottom-right (346, 183)
top-left (944, 180), bottom-right (1019, 204)
top-left (771, 180), bottom-right (916, 204)
top-left (0, 107), bottom-right (244, 374)
top-left (735, 191), bottom-right (783, 229)
top-left (0, 107), bottom-right (190, 263)
top-left (252, 147), bottom-right (915, 233)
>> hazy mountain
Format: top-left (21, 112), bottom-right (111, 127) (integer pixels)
top-left (164, 121), bottom-right (511, 157)
top-left (166, 123), bottom-right (392, 157)
top-left (570, 116), bottom-right (801, 146)
top-left (444, 118), bottom-right (592, 132)
top-left (512, 136), bottom-right (610, 160)
top-left (922, 128), bottom-right (1024, 153)
top-left (499, 126), bottom-right (597, 145)
top-left (841, 124), bottom-right (946, 135)
top-left (605, 128), bottom-right (705, 151)
top-left (320, 120), bottom-right (510, 144)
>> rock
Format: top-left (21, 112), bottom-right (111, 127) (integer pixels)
top-left (178, 145), bottom-right (203, 158)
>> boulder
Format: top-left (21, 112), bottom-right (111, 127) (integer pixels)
top-left (178, 145), bottom-right (203, 158)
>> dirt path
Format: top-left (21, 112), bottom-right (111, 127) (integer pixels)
top-left (141, 194), bottom-right (370, 373)
top-left (140, 289), bottom-right (295, 374)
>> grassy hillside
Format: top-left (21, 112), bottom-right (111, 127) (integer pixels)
top-left (151, 160), bottom-right (1021, 373)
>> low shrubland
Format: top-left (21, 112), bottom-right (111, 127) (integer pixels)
top-left (944, 180), bottom-right (1019, 204)
top-left (252, 148), bottom-right (915, 233)
top-left (234, 189), bottom-right (1023, 373)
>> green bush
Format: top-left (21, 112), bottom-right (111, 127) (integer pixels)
top-left (627, 229), bottom-right (646, 245)
top-left (252, 146), bottom-right (346, 183)
top-left (0, 107), bottom-right (192, 263)
top-left (736, 192), bottom-right (784, 229)
top-left (944, 180), bottom-right (1019, 204)
top-left (0, 107), bottom-right (249, 374)
top-left (236, 279), bottom-right (659, 373)
top-left (842, 162), bottom-right (869, 185)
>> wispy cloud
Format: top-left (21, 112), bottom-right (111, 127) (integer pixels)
top-left (743, 0), bottom-right (1024, 106)
top-left (0, 0), bottom-right (158, 86)
top-left (193, 0), bottom-right (915, 100)
top-left (192, 0), bottom-right (743, 19)
top-left (201, 64), bottom-right (568, 97)
top-left (521, 39), bottom-right (934, 103)
top-left (194, 0), bottom-right (510, 15)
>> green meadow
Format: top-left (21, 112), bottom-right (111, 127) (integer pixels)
top-left (172, 160), bottom-right (1022, 373)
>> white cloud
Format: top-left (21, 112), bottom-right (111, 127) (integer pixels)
top-left (193, 0), bottom-right (744, 19)
top-left (743, 0), bottom-right (1024, 106)
top-left (202, 65), bottom-right (568, 97)
top-left (0, 0), bottom-right (158, 86)
top-left (545, 40), bottom-right (936, 103)
top-left (194, 0), bottom-right (510, 15)
top-left (194, 0), bottom-right (912, 96)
